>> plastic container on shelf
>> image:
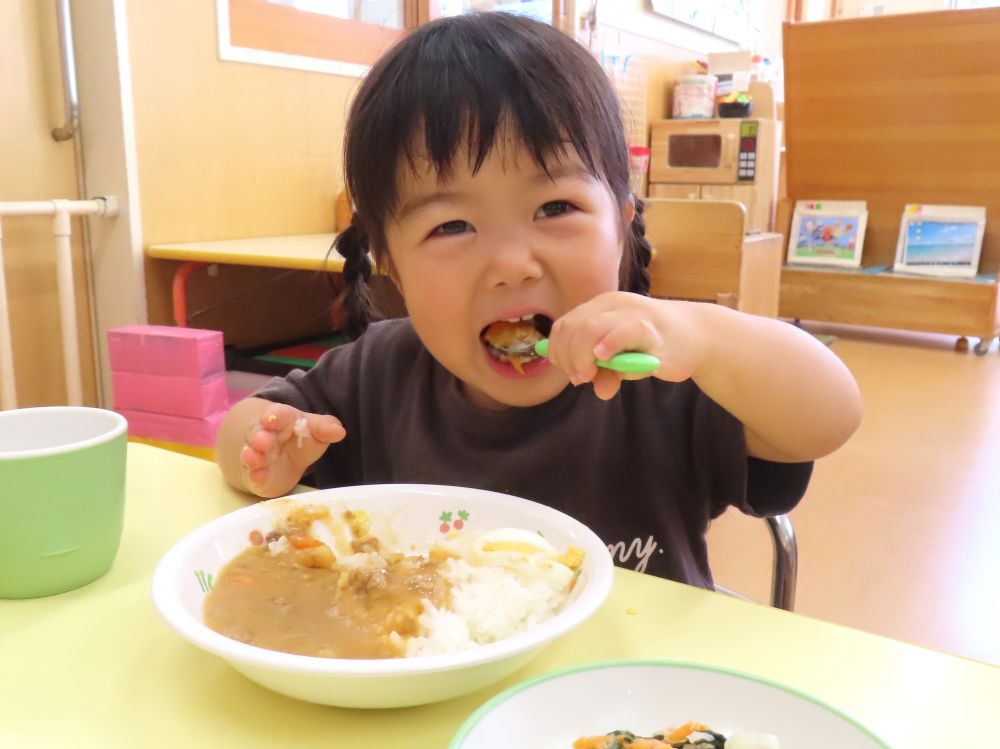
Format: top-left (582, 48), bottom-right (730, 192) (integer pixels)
top-left (718, 92), bottom-right (753, 118)
top-left (672, 74), bottom-right (717, 119)
top-left (627, 145), bottom-right (651, 195)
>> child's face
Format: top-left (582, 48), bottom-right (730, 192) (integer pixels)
top-left (385, 140), bottom-right (630, 409)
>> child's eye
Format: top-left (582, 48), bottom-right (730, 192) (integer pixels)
top-left (535, 200), bottom-right (576, 219)
top-left (429, 220), bottom-right (473, 237)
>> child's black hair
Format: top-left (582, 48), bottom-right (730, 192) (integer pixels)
top-left (334, 12), bottom-right (652, 339)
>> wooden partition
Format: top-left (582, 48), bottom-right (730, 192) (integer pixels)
top-left (778, 8), bottom-right (1000, 348)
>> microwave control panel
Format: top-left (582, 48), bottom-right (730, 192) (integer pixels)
top-left (737, 121), bottom-right (759, 182)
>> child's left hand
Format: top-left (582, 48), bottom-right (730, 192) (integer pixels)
top-left (545, 292), bottom-right (708, 400)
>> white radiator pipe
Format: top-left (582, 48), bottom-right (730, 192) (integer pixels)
top-left (0, 197), bottom-right (118, 410)
top-left (52, 201), bottom-right (82, 406)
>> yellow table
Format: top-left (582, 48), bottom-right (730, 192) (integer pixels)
top-left (2, 444), bottom-right (996, 748)
top-left (147, 233), bottom-right (341, 272)
top-left (147, 234), bottom-right (344, 327)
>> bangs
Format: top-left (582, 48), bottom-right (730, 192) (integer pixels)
top-left (344, 13), bottom-right (629, 250)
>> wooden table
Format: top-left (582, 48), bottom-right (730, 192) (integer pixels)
top-left (147, 233), bottom-right (341, 273)
top-left (1, 444), bottom-right (996, 747)
top-left (147, 233), bottom-right (343, 326)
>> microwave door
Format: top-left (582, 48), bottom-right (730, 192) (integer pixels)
top-left (661, 124), bottom-right (740, 184)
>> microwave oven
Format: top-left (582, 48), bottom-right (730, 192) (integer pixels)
top-left (648, 118), bottom-right (781, 234)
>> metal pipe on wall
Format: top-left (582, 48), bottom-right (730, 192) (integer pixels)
top-left (51, 0), bottom-right (80, 142)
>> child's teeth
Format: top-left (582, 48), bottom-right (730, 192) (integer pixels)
top-left (521, 314), bottom-right (534, 321)
top-left (505, 317), bottom-right (521, 323)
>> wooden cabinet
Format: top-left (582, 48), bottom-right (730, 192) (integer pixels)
top-left (648, 184), bottom-right (701, 201)
top-left (649, 183), bottom-right (773, 235)
top-left (645, 198), bottom-right (783, 318)
top-left (700, 184), bottom-right (761, 228)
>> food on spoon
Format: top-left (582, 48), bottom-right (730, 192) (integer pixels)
top-left (203, 502), bottom-right (584, 659)
top-left (483, 319), bottom-right (543, 351)
top-left (482, 318), bottom-right (546, 372)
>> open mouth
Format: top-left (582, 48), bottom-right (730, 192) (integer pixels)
top-left (480, 314), bottom-right (554, 374)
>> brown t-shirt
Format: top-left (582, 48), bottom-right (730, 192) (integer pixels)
top-left (255, 318), bottom-right (812, 589)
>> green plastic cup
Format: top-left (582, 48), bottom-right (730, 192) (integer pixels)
top-left (0, 407), bottom-right (128, 598)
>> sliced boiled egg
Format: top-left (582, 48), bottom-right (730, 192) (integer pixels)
top-left (474, 528), bottom-right (559, 559)
top-left (470, 528), bottom-right (583, 592)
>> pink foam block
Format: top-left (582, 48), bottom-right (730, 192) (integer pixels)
top-left (117, 408), bottom-right (226, 447)
top-left (112, 370), bottom-right (228, 419)
top-left (107, 325), bottom-right (224, 378)
top-left (228, 387), bottom-right (254, 406)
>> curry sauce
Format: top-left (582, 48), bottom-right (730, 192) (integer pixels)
top-left (203, 508), bottom-right (450, 659)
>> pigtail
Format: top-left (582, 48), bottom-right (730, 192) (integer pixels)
top-left (623, 195), bottom-right (652, 295)
top-left (334, 220), bottom-right (374, 339)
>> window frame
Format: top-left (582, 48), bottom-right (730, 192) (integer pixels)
top-left (217, 0), bottom-right (570, 78)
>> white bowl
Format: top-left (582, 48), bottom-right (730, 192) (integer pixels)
top-left (450, 660), bottom-right (890, 748)
top-left (151, 484), bottom-right (614, 708)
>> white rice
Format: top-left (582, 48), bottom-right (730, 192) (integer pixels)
top-left (406, 557), bottom-right (573, 656)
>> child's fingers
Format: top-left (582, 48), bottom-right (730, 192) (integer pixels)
top-left (240, 441), bottom-right (279, 469)
top-left (592, 317), bottom-right (660, 364)
top-left (240, 444), bottom-right (266, 470)
top-left (247, 466), bottom-right (271, 493)
top-left (259, 403), bottom-right (300, 434)
top-left (591, 368), bottom-right (624, 400)
top-left (249, 428), bottom-right (277, 455)
top-left (546, 313), bottom-right (592, 380)
top-left (305, 414), bottom-right (347, 445)
top-left (554, 311), bottom-right (628, 383)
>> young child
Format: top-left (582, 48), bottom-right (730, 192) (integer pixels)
top-left (217, 13), bottom-right (861, 587)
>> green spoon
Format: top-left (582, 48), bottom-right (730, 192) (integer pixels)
top-left (533, 339), bottom-right (660, 375)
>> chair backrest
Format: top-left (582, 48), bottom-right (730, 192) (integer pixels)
top-left (644, 198), bottom-right (747, 302)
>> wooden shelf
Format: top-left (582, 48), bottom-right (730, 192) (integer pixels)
top-left (780, 265), bottom-right (1000, 338)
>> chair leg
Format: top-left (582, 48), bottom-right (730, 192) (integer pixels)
top-left (766, 514), bottom-right (798, 611)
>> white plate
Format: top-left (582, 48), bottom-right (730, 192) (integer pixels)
top-left (151, 484), bottom-right (614, 708)
top-left (450, 660), bottom-right (890, 748)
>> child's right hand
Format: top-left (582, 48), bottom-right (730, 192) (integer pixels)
top-left (239, 403), bottom-right (346, 498)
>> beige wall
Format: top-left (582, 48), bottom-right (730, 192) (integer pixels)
top-left (835, 0), bottom-right (949, 17)
top-left (760, 0), bottom-right (788, 56)
top-left (126, 0), bottom-right (358, 245)
top-left (0, 0), bottom-right (98, 407)
top-left (599, 0), bottom-right (787, 58)
top-left (126, 0), bottom-right (361, 342)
